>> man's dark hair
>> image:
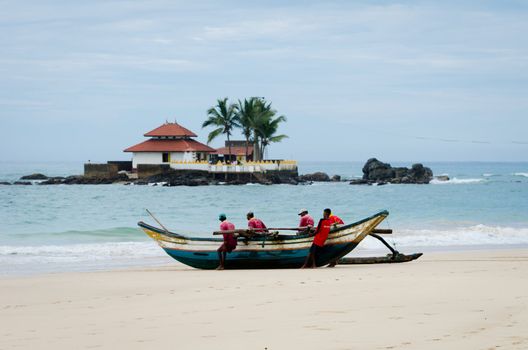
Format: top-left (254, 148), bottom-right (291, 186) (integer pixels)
top-left (324, 208), bottom-right (331, 215)
top-left (247, 211), bottom-right (254, 218)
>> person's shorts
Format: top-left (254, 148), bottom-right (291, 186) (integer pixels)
top-left (309, 243), bottom-right (324, 255)
top-left (218, 243), bottom-right (237, 253)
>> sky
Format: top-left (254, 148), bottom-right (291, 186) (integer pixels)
top-left (0, 0), bottom-right (527, 162)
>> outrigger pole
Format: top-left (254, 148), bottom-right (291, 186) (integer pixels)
top-left (145, 209), bottom-right (170, 233)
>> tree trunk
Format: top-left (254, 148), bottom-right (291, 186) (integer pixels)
top-left (245, 136), bottom-right (249, 161)
top-left (254, 138), bottom-right (260, 161)
top-left (227, 133), bottom-right (232, 164)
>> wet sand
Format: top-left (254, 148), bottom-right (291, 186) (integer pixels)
top-left (1, 249), bottom-right (528, 349)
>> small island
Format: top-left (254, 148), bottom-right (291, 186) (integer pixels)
top-left (3, 98), bottom-right (444, 186)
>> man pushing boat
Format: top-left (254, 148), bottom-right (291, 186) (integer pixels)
top-left (301, 209), bottom-right (333, 268)
top-left (217, 213), bottom-right (237, 270)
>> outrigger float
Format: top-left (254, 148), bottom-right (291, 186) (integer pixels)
top-left (139, 210), bottom-right (422, 270)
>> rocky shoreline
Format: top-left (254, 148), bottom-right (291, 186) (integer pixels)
top-left (2, 159), bottom-right (446, 186)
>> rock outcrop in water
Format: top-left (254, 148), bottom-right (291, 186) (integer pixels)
top-left (14, 169), bottom-right (343, 186)
top-left (298, 172), bottom-right (330, 182)
top-left (350, 158), bottom-right (433, 185)
top-left (20, 173), bottom-right (48, 180)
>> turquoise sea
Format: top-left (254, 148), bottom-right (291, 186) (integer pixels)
top-left (1, 161), bottom-right (527, 275)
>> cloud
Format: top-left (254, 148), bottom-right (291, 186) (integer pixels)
top-left (1, 1), bottom-right (528, 161)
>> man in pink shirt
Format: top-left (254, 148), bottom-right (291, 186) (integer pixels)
top-left (247, 212), bottom-right (267, 233)
top-left (217, 213), bottom-right (237, 270)
top-left (298, 208), bottom-right (314, 234)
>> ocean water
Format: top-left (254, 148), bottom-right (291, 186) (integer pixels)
top-left (1, 161), bottom-right (527, 275)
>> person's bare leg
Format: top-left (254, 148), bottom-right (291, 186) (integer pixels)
top-left (216, 250), bottom-right (225, 270)
top-left (301, 252), bottom-right (315, 269)
top-left (310, 254), bottom-right (317, 268)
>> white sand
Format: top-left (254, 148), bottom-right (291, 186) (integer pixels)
top-left (1, 249), bottom-right (528, 350)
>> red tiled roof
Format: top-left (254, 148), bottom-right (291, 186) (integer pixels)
top-left (213, 146), bottom-right (254, 156)
top-left (124, 139), bottom-right (215, 153)
top-left (144, 122), bottom-right (197, 137)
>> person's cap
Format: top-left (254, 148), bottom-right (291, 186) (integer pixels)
top-left (218, 213), bottom-right (227, 220)
top-left (298, 208), bottom-right (308, 215)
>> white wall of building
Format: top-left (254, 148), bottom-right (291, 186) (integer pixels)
top-left (132, 151), bottom-right (197, 167)
top-left (132, 152), bottom-right (162, 168)
top-left (170, 152), bottom-right (195, 161)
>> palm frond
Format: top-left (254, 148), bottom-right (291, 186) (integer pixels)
top-left (207, 127), bottom-right (224, 144)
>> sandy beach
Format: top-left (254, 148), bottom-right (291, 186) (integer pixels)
top-left (1, 249), bottom-right (527, 350)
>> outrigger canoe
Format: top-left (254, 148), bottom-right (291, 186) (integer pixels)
top-left (138, 210), bottom-right (389, 269)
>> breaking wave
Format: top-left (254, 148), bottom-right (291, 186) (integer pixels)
top-left (357, 224), bottom-right (528, 250)
top-left (513, 172), bottom-right (528, 178)
top-left (430, 177), bottom-right (485, 185)
top-left (0, 241), bottom-right (170, 275)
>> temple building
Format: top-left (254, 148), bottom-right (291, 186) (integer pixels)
top-left (124, 122), bottom-right (215, 168)
top-left (211, 140), bottom-right (254, 163)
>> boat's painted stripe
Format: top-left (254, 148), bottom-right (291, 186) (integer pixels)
top-left (142, 213), bottom-right (385, 254)
top-left (142, 218), bottom-right (377, 246)
top-left (138, 209), bottom-right (389, 240)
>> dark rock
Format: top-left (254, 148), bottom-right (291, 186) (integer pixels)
top-left (408, 163), bottom-right (433, 184)
top-left (298, 172), bottom-right (330, 182)
top-left (435, 175), bottom-right (450, 181)
top-left (146, 169), bottom-right (213, 186)
top-left (20, 173), bottom-right (48, 180)
top-left (356, 158), bottom-right (434, 184)
top-left (362, 158), bottom-right (395, 182)
top-left (18, 168), bottom-right (301, 186)
top-left (39, 177), bottom-right (65, 185)
top-left (393, 167), bottom-right (409, 179)
top-left (14, 181), bottom-right (32, 185)
top-left (61, 176), bottom-right (114, 185)
top-left (349, 179), bottom-right (370, 185)
top-left (0, 181), bottom-right (12, 185)
top-left (331, 175), bottom-right (341, 182)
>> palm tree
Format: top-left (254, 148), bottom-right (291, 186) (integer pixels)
top-left (236, 97), bottom-right (259, 161)
top-left (258, 114), bottom-right (288, 159)
top-left (251, 100), bottom-right (287, 159)
top-left (202, 98), bottom-right (240, 163)
top-left (236, 97), bottom-right (288, 161)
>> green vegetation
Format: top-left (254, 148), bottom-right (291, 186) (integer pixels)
top-left (202, 98), bottom-right (240, 162)
top-left (202, 97), bottom-right (288, 162)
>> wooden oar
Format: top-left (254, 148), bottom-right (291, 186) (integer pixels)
top-left (213, 227), bottom-right (307, 235)
top-left (213, 227), bottom-right (393, 235)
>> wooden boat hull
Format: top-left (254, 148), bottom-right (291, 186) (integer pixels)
top-left (139, 210), bottom-right (389, 270)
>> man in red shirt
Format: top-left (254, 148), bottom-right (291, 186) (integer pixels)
top-left (298, 208), bottom-right (314, 230)
top-left (328, 209), bottom-right (344, 226)
top-left (301, 209), bottom-right (332, 268)
top-left (217, 213), bottom-right (237, 270)
top-left (326, 208), bottom-right (344, 267)
top-left (247, 212), bottom-right (267, 233)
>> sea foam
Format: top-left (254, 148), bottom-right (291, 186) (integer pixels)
top-left (513, 172), bottom-right (528, 178)
top-left (430, 177), bottom-right (484, 185)
top-left (374, 225), bottom-right (528, 248)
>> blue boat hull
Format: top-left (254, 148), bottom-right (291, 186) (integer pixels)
top-left (163, 241), bottom-right (359, 269)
